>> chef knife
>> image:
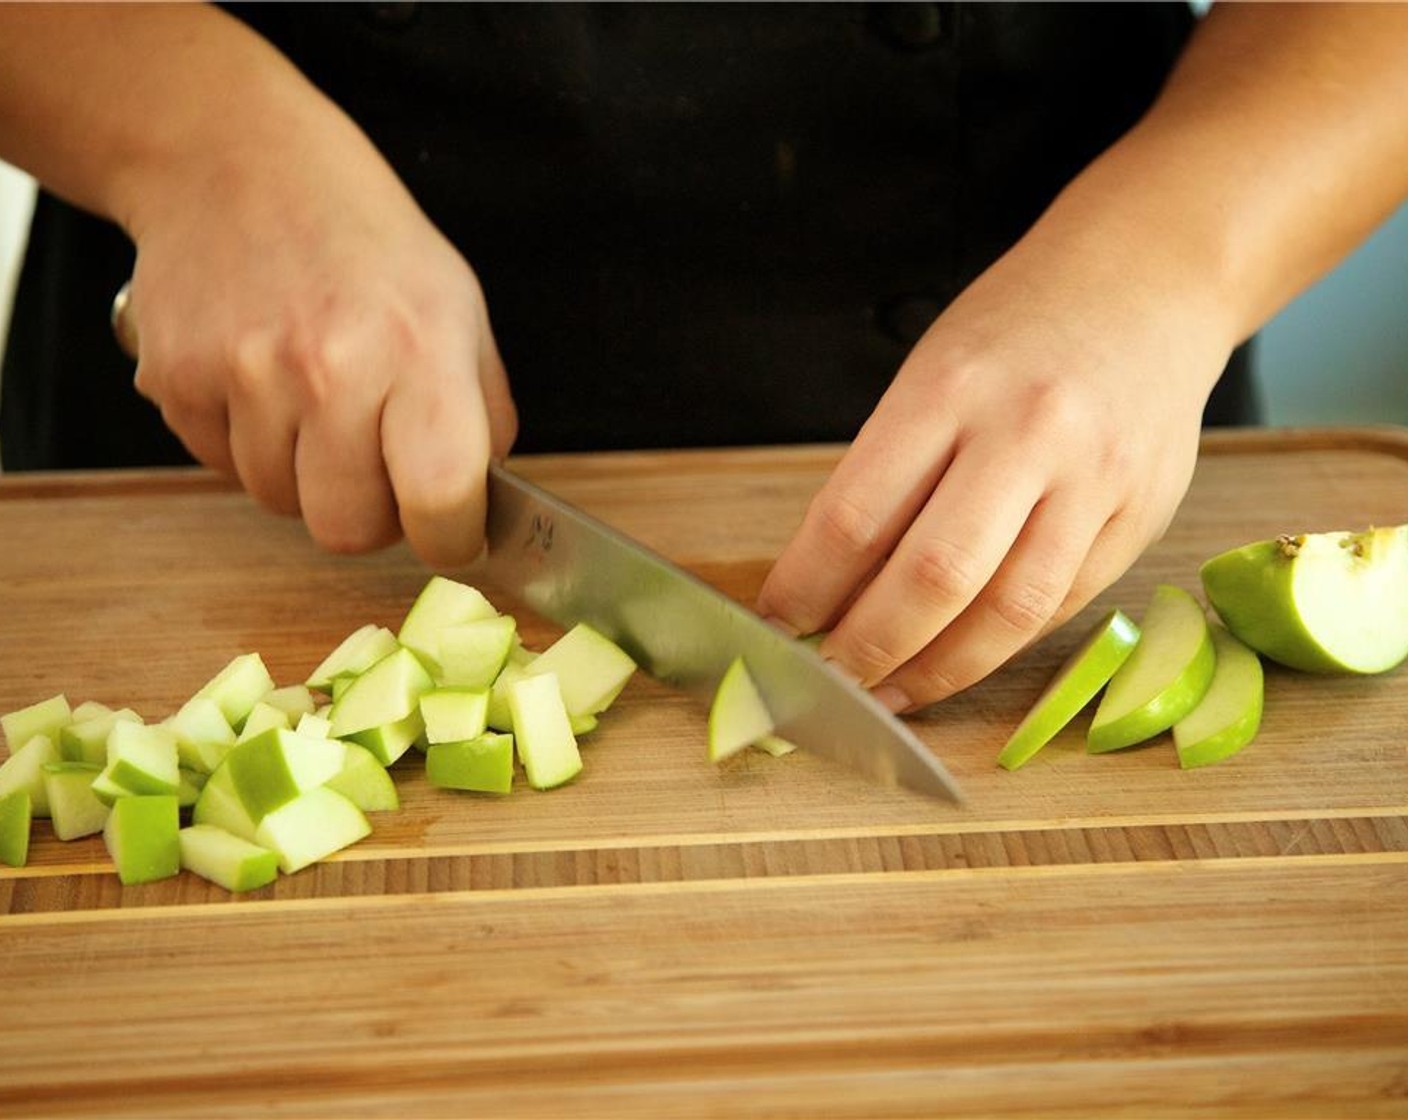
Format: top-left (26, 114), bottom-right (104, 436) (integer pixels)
top-left (482, 463), bottom-right (963, 801)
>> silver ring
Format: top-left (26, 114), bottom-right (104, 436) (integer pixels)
top-left (110, 280), bottom-right (139, 359)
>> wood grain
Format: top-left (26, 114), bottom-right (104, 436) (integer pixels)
top-left (2, 428), bottom-right (1407, 1116)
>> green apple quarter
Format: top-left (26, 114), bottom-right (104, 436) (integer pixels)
top-left (1201, 524), bottom-right (1408, 674)
top-left (0, 789), bottom-right (31, 867)
top-left (179, 824), bottom-right (279, 893)
top-left (1173, 624), bottom-right (1264, 769)
top-left (103, 795), bottom-right (181, 885)
top-left (708, 657), bottom-right (774, 763)
top-left (998, 609), bottom-right (1142, 771)
top-left (1088, 585), bottom-right (1215, 754)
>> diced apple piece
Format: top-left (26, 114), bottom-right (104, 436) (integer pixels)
top-left (295, 713), bottom-right (332, 739)
top-left (753, 734), bottom-right (799, 758)
top-left (329, 647), bottom-right (434, 738)
top-left (997, 609), bottom-right (1142, 771)
top-left (348, 712), bottom-right (424, 767)
top-left (0, 733), bottom-right (61, 816)
top-left (486, 662), bottom-right (530, 732)
top-left (1, 694), bottom-right (71, 753)
top-left (236, 700), bottom-right (291, 744)
top-left (426, 733), bottom-right (514, 794)
top-left (1088, 585), bottom-right (1215, 754)
top-left (43, 762), bottom-right (110, 840)
top-left (420, 688), bottom-right (490, 746)
top-left (507, 672), bottom-right (581, 790)
top-left (306, 624), bottom-right (401, 693)
top-left (325, 743), bottom-right (399, 812)
top-left (262, 685), bottom-right (316, 722)
top-left (222, 727), bottom-right (346, 822)
top-left (194, 653), bottom-right (276, 729)
top-left (177, 768), bottom-right (206, 809)
top-left (166, 697), bottom-right (235, 774)
top-left (397, 576), bottom-right (498, 677)
top-left (507, 639), bottom-right (538, 667)
top-left (94, 721), bottom-right (181, 801)
top-left (103, 795), bottom-right (181, 885)
top-left (179, 824), bottom-right (279, 893)
top-left (708, 657), bottom-right (774, 763)
top-left (0, 789), bottom-right (31, 867)
top-left (569, 712), bottom-right (599, 738)
top-left (1201, 524), bottom-right (1408, 674)
top-left (255, 786), bottom-right (371, 874)
top-left (1173, 625), bottom-right (1264, 769)
top-left (437, 615), bottom-right (518, 689)
top-left (61, 707), bottom-right (143, 766)
top-left (526, 623), bottom-right (637, 719)
top-left (192, 765), bottom-right (259, 844)
top-left (70, 700), bottom-right (112, 722)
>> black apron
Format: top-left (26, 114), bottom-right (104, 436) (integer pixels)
top-left (0, 2), bottom-right (1258, 471)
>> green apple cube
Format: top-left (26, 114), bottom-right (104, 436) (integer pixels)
top-left (166, 697), bottom-right (235, 774)
top-left (61, 707), bottom-right (143, 766)
top-left (179, 824), bottom-right (279, 892)
top-left (526, 623), bottom-right (637, 719)
top-left (177, 768), bottom-right (207, 808)
top-left (325, 743), bottom-right (400, 812)
top-left (295, 713), bottom-right (332, 739)
top-left (426, 733), bottom-right (515, 794)
top-left (0, 789), bottom-right (31, 867)
top-left (708, 657), bottom-right (774, 763)
top-left (96, 721), bottom-right (181, 799)
top-left (347, 712), bottom-right (423, 766)
top-left (103, 795), bottom-right (181, 885)
top-left (486, 662), bottom-right (529, 732)
top-left (420, 688), bottom-right (490, 746)
top-left (262, 685), bottom-right (316, 721)
top-left (397, 576), bottom-right (499, 677)
top-left (223, 727), bottom-right (346, 822)
top-left (236, 700), bottom-right (291, 744)
top-left (1201, 524), bottom-right (1408, 674)
top-left (330, 674), bottom-right (357, 703)
top-left (437, 615), bottom-right (518, 689)
top-left (569, 712), bottom-right (599, 738)
top-left (69, 700), bottom-right (112, 722)
top-left (997, 609), bottom-right (1142, 771)
top-left (507, 639), bottom-right (538, 667)
top-left (194, 653), bottom-right (276, 729)
top-left (254, 785), bottom-right (371, 874)
top-left (753, 734), bottom-right (799, 758)
top-left (306, 624), bottom-right (401, 693)
top-left (1, 694), bottom-right (71, 752)
top-left (1088, 585), bottom-right (1215, 754)
top-left (192, 764), bottom-right (259, 843)
top-left (507, 672), bottom-right (581, 790)
top-left (43, 762), bottom-right (110, 840)
top-left (0, 733), bottom-right (61, 816)
top-left (1173, 625), bottom-right (1264, 769)
top-left (329, 647), bottom-right (434, 738)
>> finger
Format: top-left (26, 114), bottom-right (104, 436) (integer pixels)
top-left (475, 312), bottom-right (518, 461)
top-left (818, 434), bottom-right (1046, 687)
top-left (381, 348), bottom-right (491, 569)
top-left (135, 358), bottom-right (236, 476)
top-left (755, 382), bottom-right (960, 636)
top-left (877, 494), bottom-right (1106, 710)
top-left (294, 390), bottom-right (400, 554)
top-left (224, 340), bottom-right (301, 517)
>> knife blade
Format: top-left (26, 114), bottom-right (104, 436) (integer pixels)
top-left (481, 463), bottom-right (962, 801)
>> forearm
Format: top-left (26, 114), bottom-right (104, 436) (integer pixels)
top-left (0, 2), bottom-right (378, 238)
top-left (1022, 2), bottom-right (1408, 353)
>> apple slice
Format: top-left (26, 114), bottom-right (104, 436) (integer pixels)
top-left (507, 672), bottom-right (581, 790)
top-left (306, 624), bottom-right (400, 693)
top-left (396, 576), bottom-right (499, 677)
top-left (437, 615), bottom-right (518, 690)
top-left (524, 623), bottom-right (637, 719)
top-left (325, 743), bottom-right (400, 812)
top-left (753, 734), bottom-right (798, 758)
top-left (1, 693), bottom-right (71, 753)
top-left (1173, 625), bottom-right (1264, 769)
top-left (222, 727), bottom-right (346, 822)
top-left (1088, 585), bottom-right (1215, 754)
top-left (708, 657), bottom-right (774, 763)
top-left (0, 733), bottom-right (61, 816)
top-left (997, 610), bottom-right (1141, 771)
top-left (420, 688), bottom-right (490, 746)
top-left (0, 789), bottom-right (31, 867)
top-left (179, 824), bottom-right (279, 892)
top-left (329, 647), bottom-right (434, 739)
top-left (194, 653), bottom-right (276, 729)
top-left (426, 732), bottom-right (515, 795)
top-left (1201, 524), bottom-right (1408, 674)
top-left (43, 761), bottom-right (110, 840)
top-left (103, 795), bottom-right (181, 885)
top-left (254, 785), bottom-right (371, 874)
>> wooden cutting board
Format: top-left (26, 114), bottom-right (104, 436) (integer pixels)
top-left (1, 427), bottom-right (1406, 1117)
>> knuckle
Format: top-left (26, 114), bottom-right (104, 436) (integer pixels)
top-left (901, 659), bottom-right (970, 707)
top-left (810, 491), bottom-right (887, 565)
top-left (831, 628), bottom-right (910, 683)
top-left (988, 575), bottom-right (1064, 636)
top-left (906, 536), bottom-right (982, 606)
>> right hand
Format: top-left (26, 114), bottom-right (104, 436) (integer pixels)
top-left (122, 93), bottom-right (516, 568)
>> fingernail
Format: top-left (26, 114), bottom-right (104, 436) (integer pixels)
top-left (871, 683), bottom-right (912, 714)
top-left (762, 615), bottom-right (800, 639)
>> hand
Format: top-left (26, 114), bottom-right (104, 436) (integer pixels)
top-left (123, 98), bottom-right (515, 567)
top-left (756, 225), bottom-right (1236, 711)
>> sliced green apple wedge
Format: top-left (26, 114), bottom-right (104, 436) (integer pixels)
top-left (1201, 524), bottom-right (1408, 674)
top-left (708, 657), bottom-right (774, 763)
top-left (1173, 625), bottom-right (1264, 769)
top-left (507, 672), bottom-right (581, 790)
top-left (997, 609), bottom-right (1141, 771)
top-left (1088, 585), bottom-right (1215, 754)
